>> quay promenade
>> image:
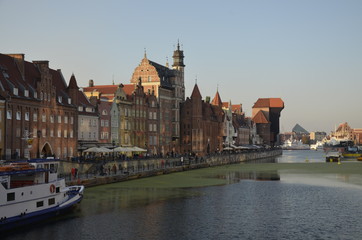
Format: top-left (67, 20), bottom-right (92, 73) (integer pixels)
top-left (62, 149), bottom-right (282, 187)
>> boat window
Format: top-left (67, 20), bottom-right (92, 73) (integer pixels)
top-left (36, 201), bottom-right (44, 208)
top-left (50, 164), bottom-right (55, 173)
top-left (48, 198), bottom-right (55, 205)
top-left (50, 163), bottom-right (58, 173)
top-left (7, 192), bottom-right (15, 201)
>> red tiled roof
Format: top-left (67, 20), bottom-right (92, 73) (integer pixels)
top-left (122, 84), bottom-right (135, 95)
top-left (211, 91), bottom-right (222, 107)
top-left (252, 110), bottom-right (269, 124)
top-left (232, 104), bottom-right (242, 112)
top-left (253, 98), bottom-right (284, 108)
top-left (82, 85), bottom-right (118, 95)
top-left (222, 102), bottom-right (229, 108)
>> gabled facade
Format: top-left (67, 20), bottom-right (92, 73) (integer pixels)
top-left (0, 53), bottom-right (78, 160)
top-left (130, 43), bottom-right (185, 154)
top-left (252, 98), bottom-right (284, 146)
top-left (180, 84), bottom-right (224, 156)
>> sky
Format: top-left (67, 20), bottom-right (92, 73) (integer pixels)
top-left (1, 0), bottom-right (361, 133)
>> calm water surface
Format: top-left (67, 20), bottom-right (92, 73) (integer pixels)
top-left (4, 150), bottom-right (362, 240)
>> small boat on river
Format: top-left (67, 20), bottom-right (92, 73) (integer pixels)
top-left (325, 151), bottom-right (341, 162)
top-left (0, 159), bottom-right (84, 232)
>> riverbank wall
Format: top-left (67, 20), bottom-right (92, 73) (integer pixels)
top-left (63, 149), bottom-right (282, 188)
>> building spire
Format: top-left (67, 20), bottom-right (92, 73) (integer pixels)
top-left (144, 48), bottom-right (147, 59)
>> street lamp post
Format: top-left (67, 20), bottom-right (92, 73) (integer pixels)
top-left (112, 140), bottom-right (115, 161)
top-left (37, 130), bottom-right (41, 158)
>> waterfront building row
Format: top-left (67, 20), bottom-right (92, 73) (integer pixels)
top-left (0, 44), bottom-right (284, 160)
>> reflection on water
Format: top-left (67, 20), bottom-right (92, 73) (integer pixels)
top-left (4, 150), bottom-right (362, 240)
top-left (219, 170), bottom-right (280, 184)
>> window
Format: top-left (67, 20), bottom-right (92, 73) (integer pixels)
top-left (70, 116), bottom-right (74, 124)
top-left (25, 112), bottom-right (29, 121)
top-left (153, 112), bottom-right (157, 120)
top-left (102, 110), bottom-right (107, 115)
top-left (42, 128), bottom-right (46, 137)
top-left (58, 115), bottom-right (61, 123)
top-left (33, 112), bottom-right (38, 122)
top-left (37, 201), bottom-right (44, 208)
top-left (7, 192), bottom-right (15, 201)
top-left (24, 89), bottom-right (29, 97)
top-left (64, 116), bottom-right (68, 124)
top-left (78, 106), bottom-right (83, 111)
top-left (101, 120), bottom-right (104, 127)
top-left (42, 114), bottom-right (46, 122)
top-left (68, 98), bottom-right (71, 104)
top-left (70, 130), bottom-right (73, 138)
top-left (16, 111), bottom-right (21, 120)
top-left (7, 110), bottom-right (12, 119)
top-left (58, 130), bottom-right (61, 138)
top-left (50, 129), bottom-right (54, 137)
top-left (33, 128), bottom-right (37, 138)
top-left (34, 92), bottom-right (37, 99)
top-left (64, 130), bottom-right (67, 138)
top-left (105, 120), bottom-right (109, 127)
top-left (13, 88), bottom-right (18, 95)
top-left (58, 96), bottom-right (62, 103)
top-left (50, 115), bottom-right (54, 123)
top-left (48, 198), bottom-right (55, 205)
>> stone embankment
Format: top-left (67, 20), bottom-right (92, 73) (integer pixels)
top-left (63, 149), bottom-right (282, 188)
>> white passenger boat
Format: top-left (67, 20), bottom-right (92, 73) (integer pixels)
top-left (0, 159), bottom-right (84, 232)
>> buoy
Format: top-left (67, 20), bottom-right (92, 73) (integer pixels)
top-left (50, 184), bottom-right (56, 193)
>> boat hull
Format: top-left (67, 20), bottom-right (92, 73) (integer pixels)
top-left (0, 191), bottom-right (83, 232)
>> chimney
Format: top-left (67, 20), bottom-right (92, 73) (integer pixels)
top-left (33, 60), bottom-right (49, 74)
top-left (7, 54), bottom-right (25, 80)
top-left (89, 79), bottom-right (94, 87)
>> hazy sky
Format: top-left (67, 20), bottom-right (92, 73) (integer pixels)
top-left (1, 0), bottom-right (361, 133)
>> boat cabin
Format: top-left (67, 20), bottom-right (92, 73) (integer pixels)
top-left (0, 159), bottom-right (59, 190)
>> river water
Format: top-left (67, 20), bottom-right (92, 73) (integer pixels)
top-left (4, 150), bottom-right (362, 240)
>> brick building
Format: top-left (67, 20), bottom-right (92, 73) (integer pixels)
top-left (180, 84), bottom-right (224, 156)
top-left (252, 98), bottom-right (284, 146)
top-left (0, 53), bottom-right (78, 160)
top-left (130, 43), bottom-right (185, 154)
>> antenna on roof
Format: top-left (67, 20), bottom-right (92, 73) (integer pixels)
top-left (112, 74), bottom-right (114, 85)
top-left (144, 48), bottom-right (147, 58)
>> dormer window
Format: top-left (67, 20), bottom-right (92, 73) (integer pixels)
top-left (68, 98), bottom-right (71, 104)
top-left (13, 88), bottom-right (18, 96)
top-left (78, 106), bottom-right (83, 111)
top-left (58, 96), bottom-right (62, 103)
top-left (24, 90), bottom-right (29, 97)
top-left (34, 92), bottom-right (37, 99)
